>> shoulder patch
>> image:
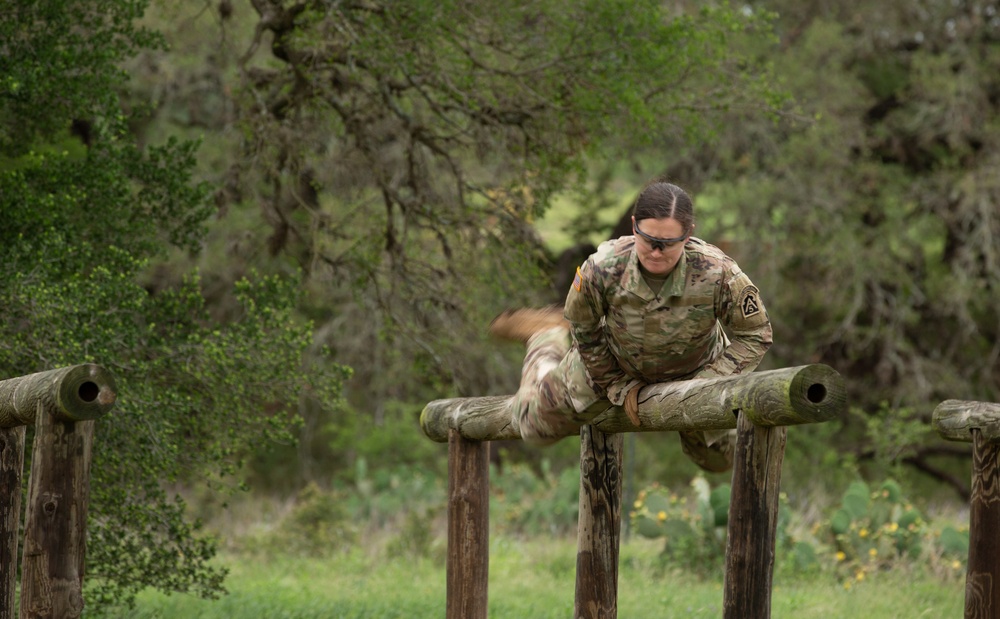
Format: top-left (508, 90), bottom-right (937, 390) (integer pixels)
top-left (572, 266), bottom-right (583, 291)
top-left (739, 285), bottom-right (761, 319)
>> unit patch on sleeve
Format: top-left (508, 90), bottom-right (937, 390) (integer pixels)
top-left (739, 285), bottom-right (761, 319)
top-left (572, 266), bottom-right (583, 292)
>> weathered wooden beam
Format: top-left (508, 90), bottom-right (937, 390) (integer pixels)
top-left (420, 364), bottom-right (846, 443)
top-left (446, 430), bottom-right (489, 619)
top-left (0, 365), bottom-right (117, 428)
top-left (574, 427), bottom-right (623, 619)
top-left (0, 426), bottom-right (25, 619)
top-left (934, 400), bottom-right (1000, 444)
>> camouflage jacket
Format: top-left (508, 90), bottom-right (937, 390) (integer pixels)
top-left (563, 236), bottom-right (773, 406)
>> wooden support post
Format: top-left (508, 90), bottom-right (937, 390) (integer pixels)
top-left (20, 410), bottom-right (96, 619)
top-left (964, 429), bottom-right (1000, 619)
top-left (932, 399), bottom-right (1000, 618)
top-left (575, 426), bottom-right (623, 619)
top-left (0, 426), bottom-right (26, 619)
top-left (447, 429), bottom-right (489, 619)
top-left (723, 410), bottom-right (787, 619)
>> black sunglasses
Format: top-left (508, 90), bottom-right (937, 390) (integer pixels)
top-left (633, 222), bottom-right (689, 251)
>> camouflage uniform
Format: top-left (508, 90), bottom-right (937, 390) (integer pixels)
top-left (513, 236), bottom-right (773, 471)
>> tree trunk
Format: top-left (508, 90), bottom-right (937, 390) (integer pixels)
top-left (20, 412), bottom-right (96, 619)
top-left (421, 364), bottom-right (845, 442)
top-left (446, 430), bottom-right (489, 619)
top-left (723, 410), bottom-right (787, 619)
top-left (575, 426), bottom-right (623, 619)
top-left (0, 426), bottom-right (25, 619)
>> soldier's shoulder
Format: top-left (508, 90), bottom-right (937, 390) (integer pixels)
top-left (591, 237), bottom-right (633, 265)
top-left (685, 237), bottom-right (738, 274)
top-left (684, 236), bottom-right (734, 265)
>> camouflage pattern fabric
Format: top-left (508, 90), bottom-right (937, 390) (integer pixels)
top-left (512, 326), bottom-right (604, 446)
top-left (564, 236), bottom-right (773, 406)
top-left (512, 235), bottom-right (773, 471)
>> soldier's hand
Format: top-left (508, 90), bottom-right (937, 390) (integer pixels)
top-left (624, 384), bottom-right (642, 427)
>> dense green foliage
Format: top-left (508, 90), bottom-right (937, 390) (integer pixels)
top-left (685, 0), bottom-right (1000, 492)
top-left (1, 0), bottom-right (346, 609)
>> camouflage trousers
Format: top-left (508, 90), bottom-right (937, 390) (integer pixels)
top-left (511, 327), bottom-right (736, 473)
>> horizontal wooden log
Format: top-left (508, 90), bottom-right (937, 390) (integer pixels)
top-left (933, 399), bottom-right (1000, 444)
top-left (420, 364), bottom-right (845, 443)
top-left (0, 365), bottom-right (117, 429)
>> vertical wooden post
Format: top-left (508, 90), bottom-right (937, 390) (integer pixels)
top-left (723, 411), bottom-right (787, 619)
top-left (20, 409), bottom-right (96, 619)
top-left (575, 426), bottom-right (624, 619)
top-left (964, 428), bottom-right (1000, 619)
top-left (447, 429), bottom-right (489, 619)
top-left (0, 426), bottom-right (26, 619)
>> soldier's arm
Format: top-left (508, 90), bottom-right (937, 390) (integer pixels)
top-left (563, 258), bottom-right (638, 405)
top-left (694, 263), bottom-right (773, 379)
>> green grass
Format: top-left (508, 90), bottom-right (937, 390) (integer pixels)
top-left (117, 535), bottom-right (964, 618)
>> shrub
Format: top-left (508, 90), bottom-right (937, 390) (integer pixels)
top-left (629, 476), bottom-right (730, 576)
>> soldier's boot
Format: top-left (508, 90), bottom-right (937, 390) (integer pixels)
top-left (489, 306), bottom-right (569, 344)
top-left (678, 429), bottom-right (736, 473)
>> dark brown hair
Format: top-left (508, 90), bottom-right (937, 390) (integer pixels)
top-left (632, 180), bottom-right (695, 231)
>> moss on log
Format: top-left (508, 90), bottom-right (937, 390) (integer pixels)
top-left (0, 365), bottom-right (117, 429)
top-left (420, 364), bottom-right (846, 443)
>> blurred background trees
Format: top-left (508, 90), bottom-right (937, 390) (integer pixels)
top-left (3, 0), bottom-right (999, 609)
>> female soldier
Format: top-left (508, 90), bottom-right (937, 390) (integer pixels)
top-left (491, 180), bottom-right (772, 472)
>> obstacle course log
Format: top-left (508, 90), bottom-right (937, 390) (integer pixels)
top-left (420, 364), bottom-right (846, 443)
top-left (934, 400), bottom-right (1000, 444)
top-left (0, 364), bottom-right (117, 428)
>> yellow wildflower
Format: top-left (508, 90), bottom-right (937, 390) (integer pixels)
top-left (657, 511), bottom-right (667, 522)
top-left (856, 570), bottom-right (866, 582)
top-left (952, 560), bottom-right (962, 570)
top-left (886, 522), bottom-right (899, 533)
top-left (868, 548), bottom-right (877, 558)
top-left (859, 528), bottom-right (869, 538)
top-left (836, 551), bottom-right (846, 562)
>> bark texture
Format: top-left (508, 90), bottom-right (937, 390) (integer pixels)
top-left (574, 426), bottom-right (623, 619)
top-left (20, 415), bottom-right (96, 619)
top-left (965, 429), bottom-right (1000, 619)
top-left (446, 430), bottom-right (489, 619)
top-left (0, 426), bottom-right (25, 619)
top-left (723, 411), bottom-right (787, 619)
